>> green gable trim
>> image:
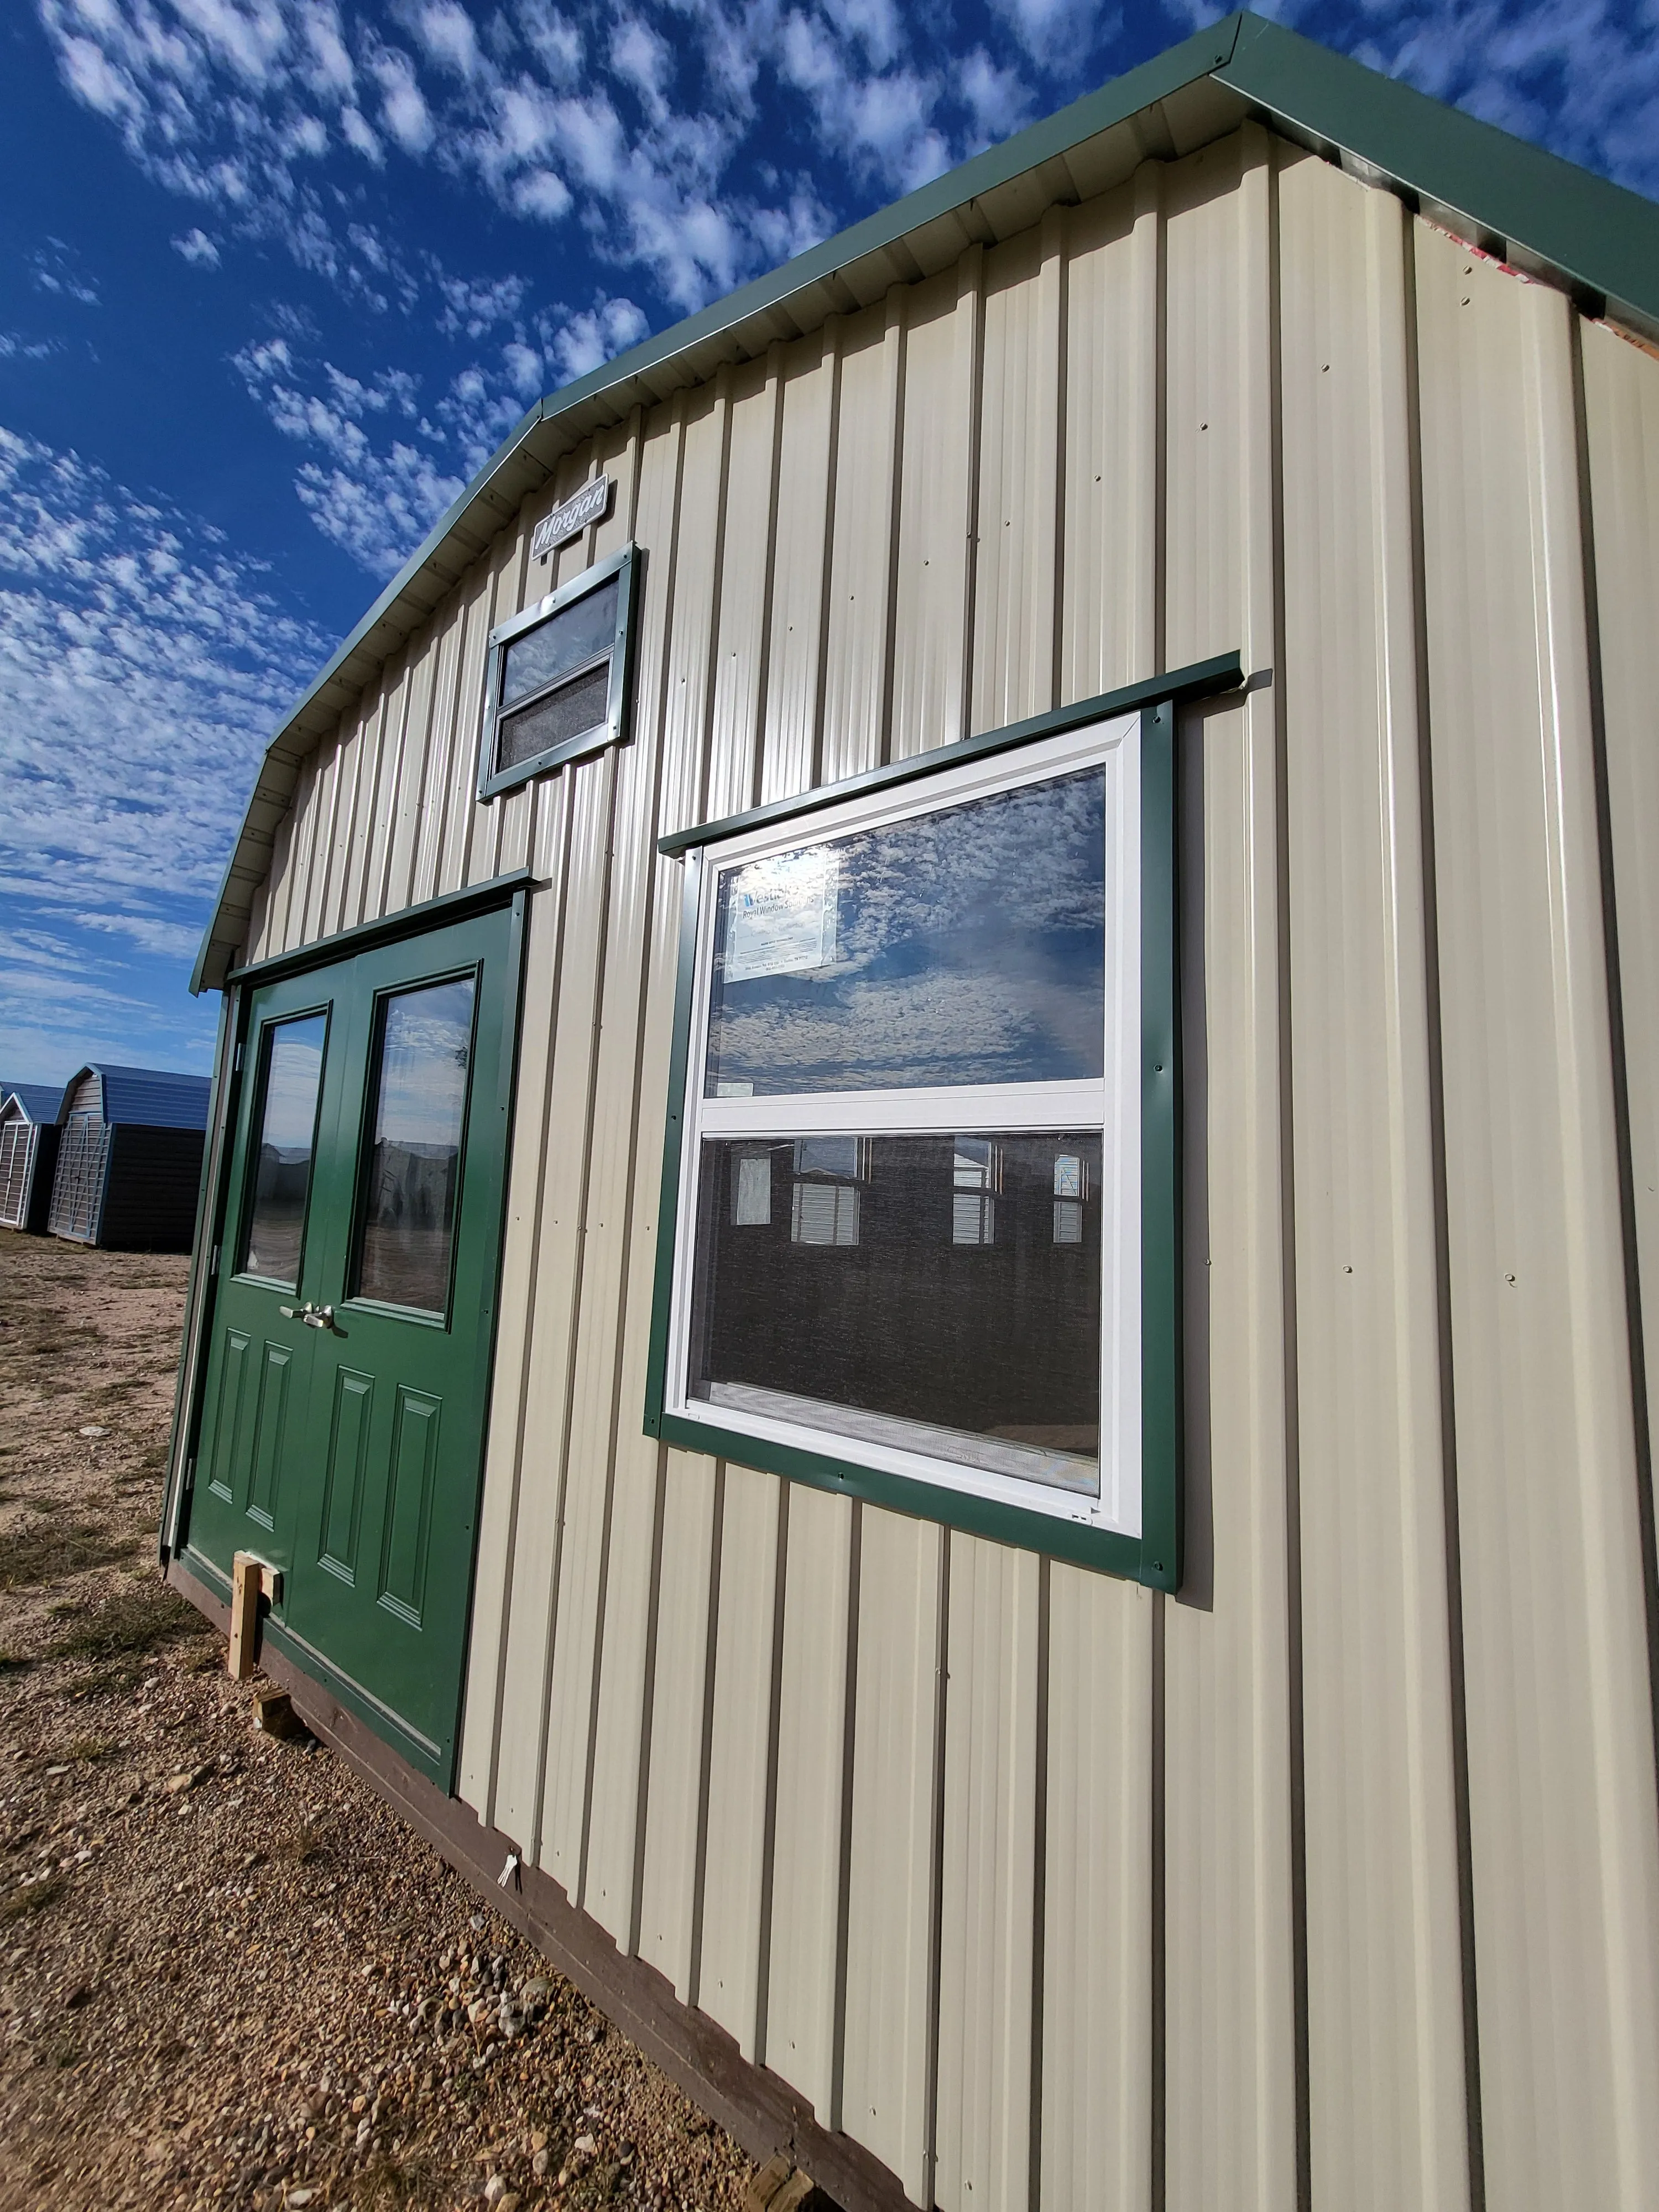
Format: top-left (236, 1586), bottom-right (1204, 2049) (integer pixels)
top-left (1220, 14), bottom-right (1659, 331)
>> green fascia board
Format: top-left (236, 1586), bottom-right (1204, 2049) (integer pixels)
top-left (1220, 13), bottom-right (1659, 328)
top-left (197, 8), bottom-right (1659, 993)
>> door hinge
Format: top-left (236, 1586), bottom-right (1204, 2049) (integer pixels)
top-left (209, 1244), bottom-right (220, 1277)
top-left (233, 1042), bottom-right (244, 1075)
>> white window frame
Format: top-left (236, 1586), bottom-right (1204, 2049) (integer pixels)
top-left (661, 712), bottom-right (1144, 1542)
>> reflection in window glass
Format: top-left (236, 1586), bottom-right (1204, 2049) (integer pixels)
top-left (501, 578), bottom-right (618, 708)
top-left (790, 1136), bottom-right (867, 1246)
top-left (704, 769), bottom-right (1106, 1098)
top-left (1052, 1151), bottom-right (1086, 1244)
top-left (690, 1132), bottom-right (1102, 1491)
top-left (732, 1150), bottom-right (772, 1226)
top-left (952, 1138), bottom-right (999, 1246)
top-left (242, 1013), bottom-right (327, 1287)
top-left (356, 977), bottom-right (475, 1312)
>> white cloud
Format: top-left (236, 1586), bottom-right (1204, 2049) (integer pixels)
top-left (989, 0), bottom-right (1120, 74)
top-left (501, 338), bottom-right (544, 395)
top-left (232, 324), bottom-right (563, 570)
top-left (32, 239), bottom-right (100, 304)
top-left (299, 0), bottom-right (355, 97)
top-left (410, 0), bottom-right (483, 79)
top-left (340, 101), bottom-right (382, 160)
top-left (550, 293), bottom-right (648, 382)
top-left (0, 420), bottom-right (329, 1071)
top-left (519, 1), bottom-right (583, 84)
top-left (286, 108), bottom-right (328, 154)
top-left (294, 439), bottom-right (462, 570)
top-left (779, 11), bottom-right (949, 192)
top-left (0, 331), bottom-right (61, 361)
top-left (33, 0), bottom-right (899, 319)
top-left (435, 268), bottom-right (528, 337)
top-left (822, 0), bottom-right (902, 71)
top-left (958, 48), bottom-right (1035, 148)
top-left (370, 41), bottom-right (433, 152)
top-left (227, 276), bottom-right (655, 569)
top-left (611, 14), bottom-right (675, 125)
top-left (513, 166), bottom-right (573, 221)
top-left (173, 225), bottom-right (221, 266)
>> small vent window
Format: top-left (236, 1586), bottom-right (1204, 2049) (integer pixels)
top-left (479, 545), bottom-right (640, 799)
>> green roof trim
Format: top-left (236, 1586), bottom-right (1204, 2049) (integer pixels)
top-left (195, 8), bottom-right (1659, 994)
top-left (1219, 13), bottom-right (1659, 326)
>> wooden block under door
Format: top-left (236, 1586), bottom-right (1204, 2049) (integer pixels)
top-left (228, 1551), bottom-right (282, 1681)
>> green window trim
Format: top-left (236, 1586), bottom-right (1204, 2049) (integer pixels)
top-left (643, 654), bottom-right (1240, 1590)
top-left (477, 542), bottom-right (644, 801)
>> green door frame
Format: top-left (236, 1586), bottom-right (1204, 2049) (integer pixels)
top-left (165, 872), bottom-right (531, 1792)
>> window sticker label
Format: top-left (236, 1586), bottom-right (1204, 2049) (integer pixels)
top-left (722, 848), bottom-right (838, 983)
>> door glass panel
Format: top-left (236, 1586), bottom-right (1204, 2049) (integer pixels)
top-left (355, 977), bottom-right (476, 1313)
top-left (688, 1130), bottom-right (1103, 1492)
top-left (703, 768), bottom-right (1107, 1098)
top-left (241, 1013), bottom-right (327, 1286)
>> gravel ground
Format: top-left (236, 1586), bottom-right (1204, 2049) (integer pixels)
top-left (0, 1234), bottom-right (759, 2212)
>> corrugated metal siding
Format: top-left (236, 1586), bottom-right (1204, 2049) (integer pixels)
top-left (97, 1126), bottom-right (206, 1253)
top-left (64, 1071), bottom-right (102, 1122)
top-left (235, 128), bottom-right (1659, 2212)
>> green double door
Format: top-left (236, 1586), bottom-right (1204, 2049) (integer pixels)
top-left (184, 905), bottom-right (518, 1787)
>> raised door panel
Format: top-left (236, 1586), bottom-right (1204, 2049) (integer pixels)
top-left (318, 1368), bottom-right (374, 1583)
top-left (244, 1340), bottom-right (296, 1530)
top-left (378, 1386), bottom-right (442, 1627)
top-left (205, 1328), bottom-right (252, 1506)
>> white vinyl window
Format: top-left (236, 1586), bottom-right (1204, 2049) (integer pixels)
top-left (662, 714), bottom-right (1145, 1539)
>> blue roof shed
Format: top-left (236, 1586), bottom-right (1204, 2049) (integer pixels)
top-left (48, 1063), bottom-right (210, 1248)
top-left (0, 1084), bottom-right (64, 1233)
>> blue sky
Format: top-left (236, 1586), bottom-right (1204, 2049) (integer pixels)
top-left (2, 1), bottom-right (1656, 1089)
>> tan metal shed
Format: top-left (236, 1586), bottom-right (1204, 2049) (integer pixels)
top-left (164, 14), bottom-right (1659, 2210)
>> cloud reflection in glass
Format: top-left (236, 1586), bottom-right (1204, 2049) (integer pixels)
top-left (704, 768), bottom-right (1106, 1098)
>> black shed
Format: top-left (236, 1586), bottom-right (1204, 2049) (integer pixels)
top-left (48, 1065), bottom-right (210, 1250)
top-left (0, 1083), bottom-right (64, 1234)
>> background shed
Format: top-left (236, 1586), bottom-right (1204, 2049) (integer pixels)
top-left (0, 1083), bottom-right (64, 1234)
top-left (50, 1065), bottom-right (210, 1250)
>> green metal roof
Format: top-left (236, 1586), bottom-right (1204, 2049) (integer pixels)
top-left (194, 8), bottom-right (1659, 994)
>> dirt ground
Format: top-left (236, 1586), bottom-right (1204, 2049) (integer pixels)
top-left (0, 1234), bottom-right (761, 2212)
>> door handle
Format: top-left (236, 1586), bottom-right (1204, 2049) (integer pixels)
top-left (278, 1300), bottom-right (338, 1331)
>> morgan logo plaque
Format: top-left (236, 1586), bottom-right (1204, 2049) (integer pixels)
top-left (531, 475), bottom-right (614, 562)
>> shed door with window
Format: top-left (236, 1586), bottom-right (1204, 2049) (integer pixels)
top-left (182, 905), bottom-right (517, 1786)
